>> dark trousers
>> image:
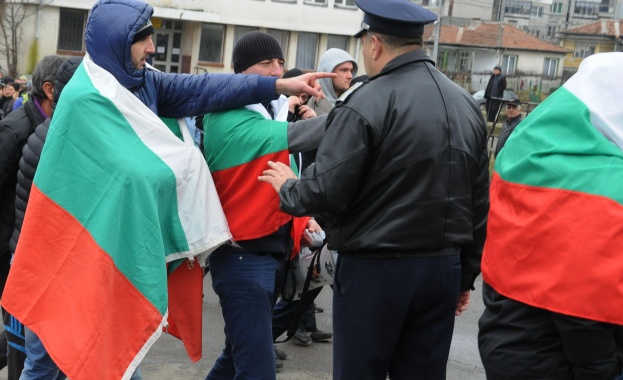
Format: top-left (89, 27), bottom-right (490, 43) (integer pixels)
top-left (333, 254), bottom-right (461, 380)
top-left (486, 99), bottom-right (502, 122)
top-left (479, 282), bottom-right (623, 380)
top-left (2, 307), bottom-right (26, 380)
top-left (272, 287), bottom-right (323, 341)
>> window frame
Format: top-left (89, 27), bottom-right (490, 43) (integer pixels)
top-left (296, 32), bottom-right (320, 70)
top-left (57, 8), bottom-right (87, 54)
top-left (543, 58), bottom-right (558, 76)
top-left (501, 54), bottom-right (517, 75)
top-left (198, 23), bottom-right (226, 66)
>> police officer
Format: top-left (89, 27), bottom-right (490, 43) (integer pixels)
top-left (259, 0), bottom-right (489, 378)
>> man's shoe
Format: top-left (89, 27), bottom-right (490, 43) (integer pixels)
top-left (310, 330), bottom-right (332, 342)
top-left (292, 330), bottom-right (312, 346)
top-left (314, 306), bottom-right (324, 313)
top-left (275, 360), bottom-right (284, 370)
top-left (274, 345), bottom-right (288, 360)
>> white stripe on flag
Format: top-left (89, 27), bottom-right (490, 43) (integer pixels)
top-left (563, 52), bottom-right (623, 150)
top-left (82, 55), bottom-right (231, 261)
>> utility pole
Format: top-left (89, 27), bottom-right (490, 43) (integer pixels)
top-left (432, 0), bottom-right (443, 65)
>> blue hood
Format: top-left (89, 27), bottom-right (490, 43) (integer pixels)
top-left (86, 0), bottom-right (153, 90)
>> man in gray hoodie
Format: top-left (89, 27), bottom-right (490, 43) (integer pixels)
top-left (307, 48), bottom-right (358, 115)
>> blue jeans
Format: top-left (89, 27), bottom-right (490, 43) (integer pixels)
top-left (20, 327), bottom-right (143, 380)
top-left (206, 250), bottom-right (282, 380)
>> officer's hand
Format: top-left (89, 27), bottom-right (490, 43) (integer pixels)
top-left (258, 160), bottom-right (297, 193)
top-left (455, 291), bottom-right (470, 316)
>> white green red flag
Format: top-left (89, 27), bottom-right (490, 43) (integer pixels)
top-left (1, 56), bottom-right (231, 379)
top-left (482, 52), bottom-right (623, 325)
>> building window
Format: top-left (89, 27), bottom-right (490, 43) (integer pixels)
top-left (501, 54), bottom-right (517, 75)
top-left (304, 0), bottom-right (327, 5)
top-left (574, 42), bottom-right (595, 58)
top-left (550, 2), bottom-right (563, 13)
top-left (234, 26), bottom-right (259, 46)
top-left (267, 29), bottom-right (290, 58)
top-left (530, 5), bottom-right (544, 17)
top-left (505, 1), bottom-right (531, 15)
top-left (57, 9), bottom-right (87, 52)
top-left (600, 0), bottom-right (612, 13)
top-left (335, 0), bottom-right (356, 6)
top-left (327, 35), bottom-right (349, 51)
top-left (296, 32), bottom-right (319, 70)
top-left (458, 51), bottom-right (471, 72)
top-left (198, 23), bottom-right (225, 64)
top-left (574, 1), bottom-right (599, 15)
top-left (547, 25), bottom-right (557, 37)
top-left (543, 58), bottom-right (558, 76)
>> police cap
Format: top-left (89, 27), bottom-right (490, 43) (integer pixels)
top-left (354, 0), bottom-right (438, 39)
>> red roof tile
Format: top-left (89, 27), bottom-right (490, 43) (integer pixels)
top-left (563, 19), bottom-right (623, 37)
top-left (423, 22), bottom-right (568, 53)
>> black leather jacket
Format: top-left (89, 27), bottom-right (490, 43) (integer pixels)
top-left (278, 49), bottom-right (489, 290)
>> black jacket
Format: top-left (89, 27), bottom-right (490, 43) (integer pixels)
top-left (0, 100), bottom-right (46, 295)
top-left (9, 118), bottom-right (50, 255)
top-left (494, 115), bottom-right (523, 157)
top-left (278, 49), bottom-right (489, 290)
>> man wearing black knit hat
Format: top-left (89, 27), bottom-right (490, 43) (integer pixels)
top-left (201, 31), bottom-right (328, 379)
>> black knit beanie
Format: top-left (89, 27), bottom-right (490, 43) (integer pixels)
top-left (233, 31), bottom-right (284, 73)
top-left (133, 19), bottom-right (154, 44)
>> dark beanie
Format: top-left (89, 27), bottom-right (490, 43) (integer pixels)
top-left (233, 31), bottom-right (284, 73)
top-left (283, 68), bottom-right (304, 79)
top-left (133, 19), bottom-right (154, 44)
top-left (54, 56), bottom-right (83, 105)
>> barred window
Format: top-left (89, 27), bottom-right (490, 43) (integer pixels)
top-left (57, 9), bottom-right (87, 52)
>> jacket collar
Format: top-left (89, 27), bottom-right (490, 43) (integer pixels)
top-left (373, 49), bottom-right (435, 79)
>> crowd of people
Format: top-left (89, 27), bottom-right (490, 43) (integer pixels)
top-left (0, 0), bottom-right (622, 379)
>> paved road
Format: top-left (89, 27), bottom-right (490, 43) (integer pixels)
top-left (0, 275), bottom-right (486, 380)
top-left (140, 274), bottom-right (486, 380)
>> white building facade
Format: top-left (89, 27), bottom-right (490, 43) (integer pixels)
top-left (5, 0), bottom-right (365, 76)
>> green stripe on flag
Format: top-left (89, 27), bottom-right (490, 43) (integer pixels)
top-left (203, 108), bottom-right (288, 172)
top-left (495, 87), bottom-right (623, 206)
top-left (34, 65), bottom-right (187, 313)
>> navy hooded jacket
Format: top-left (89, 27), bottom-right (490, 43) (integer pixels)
top-left (85, 0), bottom-right (278, 117)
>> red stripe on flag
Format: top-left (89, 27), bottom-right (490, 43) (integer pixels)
top-left (212, 151), bottom-right (292, 241)
top-left (482, 173), bottom-right (623, 325)
top-left (166, 260), bottom-right (203, 362)
top-left (2, 186), bottom-right (164, 379)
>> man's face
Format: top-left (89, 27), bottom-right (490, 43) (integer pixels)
top-left (242, 58), bottom-right (284, 77)
top-left (131, 34), bottom-right (155, 70)
top-left (4, 85), bottom-right (14, 97)
top-left (506, 104), bottom-right (521, 119)
top-left (332, 61), bottom-right (354, 97)
top-left (493, 68), bottom-right (501, 75)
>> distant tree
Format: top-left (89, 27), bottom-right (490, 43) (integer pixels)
top-left (0, 0), bottom-right (47, 77)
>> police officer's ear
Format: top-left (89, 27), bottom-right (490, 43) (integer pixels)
top-left (370, 34), bottom-right (383, 60)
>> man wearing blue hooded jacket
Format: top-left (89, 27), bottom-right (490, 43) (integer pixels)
top-left (85, 0), bottom-right (330, 119)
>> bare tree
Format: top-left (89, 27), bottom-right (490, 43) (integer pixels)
top-left (0, 0), bottom-right (44, 78)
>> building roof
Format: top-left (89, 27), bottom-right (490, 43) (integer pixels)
top-left (423, 22), bottom-right (568, 53)
top-left (563, 19), bottom-right (623, 37)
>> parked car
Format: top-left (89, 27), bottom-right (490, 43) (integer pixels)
top-left (472, 89), bottom-right (518, 105)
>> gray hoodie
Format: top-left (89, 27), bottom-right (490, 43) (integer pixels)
top-left (309, 48), bottom-right (358, 114)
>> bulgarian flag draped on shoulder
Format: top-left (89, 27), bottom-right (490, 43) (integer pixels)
top-left (483, 52), bottom-right (623, 325)
top-left (1, 55), bottom-right (231, 379)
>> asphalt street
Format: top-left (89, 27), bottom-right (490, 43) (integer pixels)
top-left (0, 275), bottom-right (487, 380)
top-left (138, 274), bottom-right (486, 380)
